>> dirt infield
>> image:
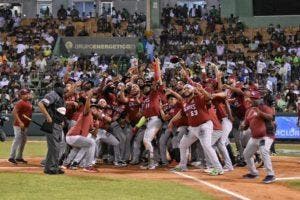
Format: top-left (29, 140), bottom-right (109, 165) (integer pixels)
top-left (0, 156), bottom-right (299, 200)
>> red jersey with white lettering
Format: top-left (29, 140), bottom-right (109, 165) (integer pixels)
top-left (168, 103), bottom-right (181, 118)
top-left (171, 103), bottom-right (188, 127)
top-left (182, 94), bottom-right (211, 127)
top-left (141, 87), bottom-right (164, 118)
top-left (245, 105), bottom-right (275, 138)
top-left (126, 98), bottom-right (141, 124)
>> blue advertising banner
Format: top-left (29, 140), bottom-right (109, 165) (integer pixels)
top-left (275, 116), bottom-right (300, 139)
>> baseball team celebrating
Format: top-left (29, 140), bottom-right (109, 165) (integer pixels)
top-left (7, 59), bottom-right (276, 184)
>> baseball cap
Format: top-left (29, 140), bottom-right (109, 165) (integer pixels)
top-left (19, 89), bottom-right (30, 96)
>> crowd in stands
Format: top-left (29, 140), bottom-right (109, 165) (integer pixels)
top-left (0, 3), bottom-right (299, 115)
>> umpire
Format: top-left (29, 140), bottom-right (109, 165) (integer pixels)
top-left (38, 82), bottom-right (66, 175)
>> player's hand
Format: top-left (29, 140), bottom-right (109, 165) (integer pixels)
top-left (46, 115), bottom-right (53, 123)
top-left (164, 88), bottom-right (172, 95)
top-left (19, 122), bottom-right (25, 129)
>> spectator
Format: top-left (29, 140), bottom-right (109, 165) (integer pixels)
top-left (57, 5), bottom-right (67, 20)
top-left (58, 21), bottom-right (66, 35)
top-left (146, 40), bottom-right (155, 62)
top-left (70, 6), bottom-right (80, 21)
top-left (78, 26), bottom-right (89, 36)
top-left (65, 22), bottom-right (75, 36)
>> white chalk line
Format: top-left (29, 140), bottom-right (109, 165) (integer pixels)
top-left (172, 171), bottom-right (251, 200)
top-left (276, 177), bottom-right (300, 181)
top-left (0, 167), bottom-right (40, 170)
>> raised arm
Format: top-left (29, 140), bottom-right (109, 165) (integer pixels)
top-left (83, 90), bottom-right (93, 115)
top-left (223, 84), bottom-right (244, 96)
top-left (165, 88), bottom-right (183, 102)
top-left (168, 110), bottom-right (183, 130)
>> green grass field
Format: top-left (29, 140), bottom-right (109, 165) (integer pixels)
top-left (0, 138), bottom-right (215, 200)
top-left (0, 138), bottom-right (299, 200)
top-left (286, 181), bottom-right (300, 190)
top-left (0, 140), bottom-right (47, 158)
top-left (0, 172), bottom-right (214, 200)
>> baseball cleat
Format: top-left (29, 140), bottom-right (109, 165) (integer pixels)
top-left (223, 167), bottom-right (234, 172)
top-left (83, 167), bottom-right (99, 173)
top-left (191, 161), bottom-right (202, 167)
top-left (262, 175), bottom-right (276, 184)
top-left (69, 161), bottom-right (79, 170)
top-left (203, 167), bottom-right (214, 173)
top-left (148, 164), bottom-right (157, 170)
top-left (160, 162), bottom-right (169, 167)
top-left (16, 158), bottom-right (28, 164)
top-left (8, 158), bottom-right (17, 165)
top-left (140, 163), bottom-right (149, 170)
top-left (170, 165), bottom-right (187, 172)
top-left (44, 169), bottom-right (65, 175)
top-left (209, 169), bottom-right (224, 176)
top-left (114, 161), bottom-right (127, 167)
top-left (243, 173), bottom-right (259, 179)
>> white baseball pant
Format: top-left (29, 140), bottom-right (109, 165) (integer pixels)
top-left (179, 120), bottom-right (223, 171)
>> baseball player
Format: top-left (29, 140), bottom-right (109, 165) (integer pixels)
top-left (240, 91), bottom-right (276, 184)
top-left (211, 93), bottom-right (234, 171)
top-left (118, 83), bottom-right (144, 164)
top-left (140, 78), bottom-right (166, 169)
top-left (169, 83), bottom-right (223, 175)
top-left (96, 98), bottom-right (127, 167)
top-left (8, 89), bottom-right (33, 164)
top-left (139, 60), bottom-right (165, 169)
top-left (159, 89), bottom-right (183, 166)
top-left (66, 90), bottom-right (98, 173)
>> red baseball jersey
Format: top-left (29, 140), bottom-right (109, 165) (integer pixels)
top-left (212, 96), bottom-right (228, 120)
top-left (182, 94), bottom-right (211, 127)
top-left (245, 105), bottom-right (275, 138)
top-left (13, 100), bottom-right (33, 128)
top-left (67, 112), bottom-right (93, 137)
top-left (126, 98), bottom-right (141, 124)
top-left (141, 88), bottom-right (164, 118)
top-left (208, 106), bottom-right (222, 131)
